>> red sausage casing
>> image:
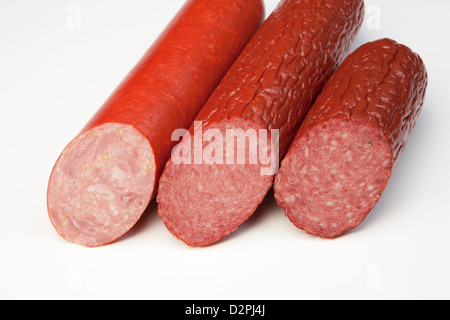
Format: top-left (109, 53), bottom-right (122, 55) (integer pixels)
top-left (47, 0), bottom-right (265, 247)
top-left (274, 38), bottom-right (428, 238)
top-left (157, 0), bottom-right (365, 246)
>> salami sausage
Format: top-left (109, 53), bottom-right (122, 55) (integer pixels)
top-left (47, 0), bottom-right (265, 247)
top-left (274, 38), bottom-right (428, 238)
top-left (157, 0), bottom-right (365, 246)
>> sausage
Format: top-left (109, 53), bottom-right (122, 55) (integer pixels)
top-left (273, 38), bottom-right (428, 238)
top-left (46, 0), bottom-right (265, 247)
top-left (156, 0), bottom-right (365, 246)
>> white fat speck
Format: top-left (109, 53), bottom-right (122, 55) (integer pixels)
top-left (285, 195), bottom-right (295, 203)
top-left (339, 174), bottom-right (346, 179)
top-left (111, 166), bottom-right (127, 182)
top-left (331, 223), bottom-right (337, 228)
top-left (304, 148), bottom-right (309, 157)
top-left (311, 166), bottom-right (318, 171)
top-left (359, 182), bottom-right (366, 187)
top-left (382, 159), bottom-right (390, 167)
top-left (331, 168), bottom-right (338, 174)
top-left (330, 146), bottom-right (337, 151)
top-left (198, 184), bottom-right (203, 191)
top-left (342, 133), bottom-right (349, 139)
top-left (367, 185), bottom-right (374, 191)
top-left (110, 204), bottom-right (119, 216)
top-left (319, 222), bottom-right (328, 228)
top-left (86, 184), bottom-right (114, 201)
top-left (72, 219), bottom-right (81, 229)
top-left (346, 212), bottom-right (353, 217)
top-left (331, 140), bottom-right (338, 146)
top-left (300, 166), bottom-right (307, 174)
top-left (345, 150), bottom-right (353, 160)
top-left (326, 201), bottom-right (334, 206)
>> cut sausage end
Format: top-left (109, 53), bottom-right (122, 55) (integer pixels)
top-left (274, 119), bottom-right (393, 238)
top-left (157, 118), bottom-right (276, 246)
top-left (47, 123), bottom-right (156, 247)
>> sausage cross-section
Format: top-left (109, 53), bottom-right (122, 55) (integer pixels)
top-left (157, 0), bottom-right (365, 246)
top-left (47, 0), bottom-right (265, 247)
top-left (274, 38), bottom-right (428, 238)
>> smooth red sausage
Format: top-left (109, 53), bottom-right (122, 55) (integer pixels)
top-left (47, 0), bottom-right (265, 247)
top-left (157, 0), bottom-right (365, 246)
top-left (274, 38), bottom-right (428, 238)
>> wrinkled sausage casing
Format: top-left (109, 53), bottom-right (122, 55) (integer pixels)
top-left (47, 0), bottom-right (265, 247)
top-left (157, 0), bottom-right (365, 247)
top-left (274, 38), bottom-right (428, 238)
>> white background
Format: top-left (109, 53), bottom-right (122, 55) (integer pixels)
top-left (0, 0), bottom-right (449, 300)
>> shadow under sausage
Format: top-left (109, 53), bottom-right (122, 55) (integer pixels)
top-left (114, 187), bottom-right (283, 247)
